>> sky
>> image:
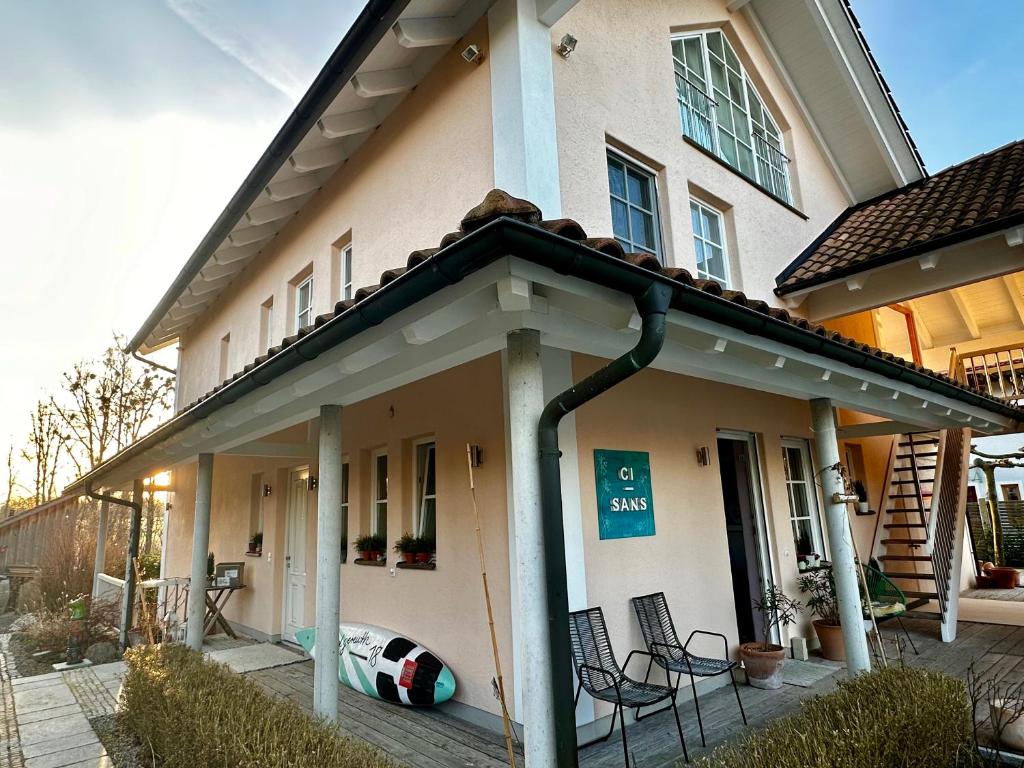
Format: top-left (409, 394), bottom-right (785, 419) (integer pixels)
top-left (0, 0), bottom-right (1021, 499)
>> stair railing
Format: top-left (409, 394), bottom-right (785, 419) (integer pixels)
top-left (925, 431), bottom-right (947, 553)
top-left (931, 427), bottom-right (967, 625)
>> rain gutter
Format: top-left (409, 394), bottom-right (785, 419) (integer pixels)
top-left (68, 217), bottom-right (1024, 494)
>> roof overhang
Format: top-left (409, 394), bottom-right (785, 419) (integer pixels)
top-left (131, 0), bottom-right (497, 353)
top-left (781, 226), bottom-right (1024, 322)
top-left (69, 219), bottom-right (1021, 493)
top-left (741, 0), bottom-right (924, 201)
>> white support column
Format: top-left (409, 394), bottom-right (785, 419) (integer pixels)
top-left (314, 404), bottom-right (343, 721)
top-left (810, 399), bottom-right (871, 675)
top-left (93, 500), bottom-right (109, 597)
top-left (505, 330), bottom-right (557, 766)
top-left (186, 453), bottom-right (214, 651)
top-left (488, 0), bottom-right (562, 217)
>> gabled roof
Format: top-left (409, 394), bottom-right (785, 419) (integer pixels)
top-left (69, 190), bottom-right (1024, 494)
top-left (776, 140), bottom-right (1024, 295)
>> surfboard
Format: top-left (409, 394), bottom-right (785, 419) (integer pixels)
top-left (295, 623), bottom-right (456, 706)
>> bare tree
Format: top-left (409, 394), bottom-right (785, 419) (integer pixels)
top-left (50, 335), bottom-right (174, 475)
top-left (22, 401), bottom-right (67, 506)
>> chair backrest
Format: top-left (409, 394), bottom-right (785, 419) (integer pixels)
top-left (863, 561), bottom-right (906, 605)
top-left (568, 607), bottom-right (623, 692)
top-left (631, 592), bottom-right (680, 653)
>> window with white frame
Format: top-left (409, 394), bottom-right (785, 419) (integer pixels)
top-left (607, 152), bottom-right (662, 260)
top-left (690, 200), bottom-right (729, 287)
top-left (672, 31), bottom-right (792, 203)
top-left (415, 441), bottom-right (436, 544)
top-left (260, 298), bottom-right (274, 352)
top-left (782, 439), bottom-right (825, 560)
top-left (341, 244), bottom-right (353, 301)
top-left (340, 461), bottom-right (349, 557)
top-left (371, 451), bottom-right (388, 540)
top-left (295, 275), bottom-right (313, 330)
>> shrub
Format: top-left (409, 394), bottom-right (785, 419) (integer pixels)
top-left (694, 667), bottom-right (975, 768)
top-left (120, 644), bottom-right (398, 768)
top-left (15, 596), bottom-right (119, 653)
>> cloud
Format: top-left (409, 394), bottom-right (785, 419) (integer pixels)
top-left (165, 0), bottom-right (309, 101)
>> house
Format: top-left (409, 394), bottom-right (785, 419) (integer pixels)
top-left (59, 1), bottom-right (1024, 766)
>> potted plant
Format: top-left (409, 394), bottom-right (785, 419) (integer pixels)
top-left (248, 532), bottom-right (263, 554)
top-left (207, 552), bottom-right (215, 581)
top-left (798, 569), bottom-right (844, 661)
top-left (739, 584), bottom-right (801, 690)
top-left (416, 536), bottom-right (435, 564)
top-left (853, 480), bottom-right (871, 516)
top-left (394, 533), bottom-right (418, 564)
top-left (353, 534), bottom-right (386, 562)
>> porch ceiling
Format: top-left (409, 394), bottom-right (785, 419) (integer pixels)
top-left (67, 193), bottom-right (1023, 492)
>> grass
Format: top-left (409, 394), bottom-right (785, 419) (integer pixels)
top-left (120, 644), bottom-right (399, 768)
top-left (693, 666), bottom-right (978, 767)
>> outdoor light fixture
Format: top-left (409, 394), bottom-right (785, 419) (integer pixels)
top-left (696, 446), bottom-right (710, 466)
top-left (461, 44), bottom-right (484, 65)
top-left (262, 484), bottom-right (272, 497)
top-left (556, 33), bottom-right (577, 58)
top-left (308, 476), bottom-right (319, 491)
top-left (468, 444), bottom-right (483, 468)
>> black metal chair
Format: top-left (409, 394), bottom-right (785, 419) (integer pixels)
top-left (631, 592), bottom-right (746, 747)
top-left (569, 607), bottom-right (689, 766)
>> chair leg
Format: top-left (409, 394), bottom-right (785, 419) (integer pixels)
top-left (731, 672), bottom-right (747, 725)
top-left (576, 703), bottom-right (619, 750)
top-left (898, 617), bottom-right (919, 655)
top-left (669, 693), bottom-right (690, 764)
top-left (634, 667), bottom-right (675, 723)
top-left (618, 703), bottom-right (631, 768)
top-left (689, 674), bottom-right (706, 747)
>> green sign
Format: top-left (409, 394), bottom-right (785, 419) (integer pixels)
top-left (594, 449), bottom-right (655, 540)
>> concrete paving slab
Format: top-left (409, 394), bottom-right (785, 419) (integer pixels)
top-left (13, 685), bottom-right (77, 714)
top-left (24, 741), bottom-right (106, 768)
top-left (54, 759), bottom-right (111, 768)
top-left (88, 663), bottom-right (124, 683)
top-left (21, 730), bottom-right (98, 759)
top-left (17, 703), bottom-right (81, 725)
top-left (18, 713), bottom-right (93, 746)
top-left (11, 675), bottom-right (65, 691)
top-left (205, 643), bottom-right (303, 673)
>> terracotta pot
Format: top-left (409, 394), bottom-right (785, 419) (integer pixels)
top-left (992, 699), bottom-right (1024, 750)
top-left (247, 543), bottom-right (257, 554)
top-left (740, 642), bottom-right (786, 690)
top-left (415, 552), bottom-right (431, 564)
top-left (813, 620), bottom-right (845, 661)
top-left (990, 567), bottom-right (1019, 589)
top-left (402, 552), bottom-right (416, 564)
top-left (360, 551), bottom-right (379, 561)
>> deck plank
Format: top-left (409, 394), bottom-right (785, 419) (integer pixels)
top-left (239, 618), bottom-right (1024, 768)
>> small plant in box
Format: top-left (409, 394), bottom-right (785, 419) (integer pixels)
top-left (354, 534), bottom-right (386, 562)
top-left (248, 532), bottom-right (263, 554)
top-left (393, 533), bottom-right (418, 564)
top-left (416, 536), bottom-right (435, 564)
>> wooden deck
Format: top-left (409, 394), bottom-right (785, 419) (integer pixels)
top-left (245, 618), bottom-right (1024, 767)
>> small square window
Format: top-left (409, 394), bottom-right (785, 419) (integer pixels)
top-left (607, 153), bottom-right (662, 261)
top-left (690, 200), bottom-right (730, 288)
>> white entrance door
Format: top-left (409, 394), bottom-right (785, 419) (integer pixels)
top-left (282, 469), bottom-right (309, 644)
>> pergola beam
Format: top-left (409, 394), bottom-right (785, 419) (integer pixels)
top-left (950, 288), bottom-right (981, 339)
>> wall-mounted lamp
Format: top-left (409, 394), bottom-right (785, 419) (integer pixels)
top-left (696, 446), bottom-right (711, 467)
top-left (468, 444), bottom-right (483, 468)
top-left (461, 44), bottom-right (484, 65)
top-left (262, 484), bottom-right (273, 497)
top-left (308, 477), bottom-right (319, 491)
top-left (556, 33), bottom-right (578, 59)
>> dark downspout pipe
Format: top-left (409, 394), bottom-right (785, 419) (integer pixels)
top-left (87, 480), bottom-right (144, 652)
top-left (538, 282), bottom-right (674, 767)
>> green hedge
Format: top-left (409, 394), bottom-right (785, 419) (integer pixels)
top-left (121, 644), bottom-right (398, 768)
top-left (693, 667), bottom-right (976, 768)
